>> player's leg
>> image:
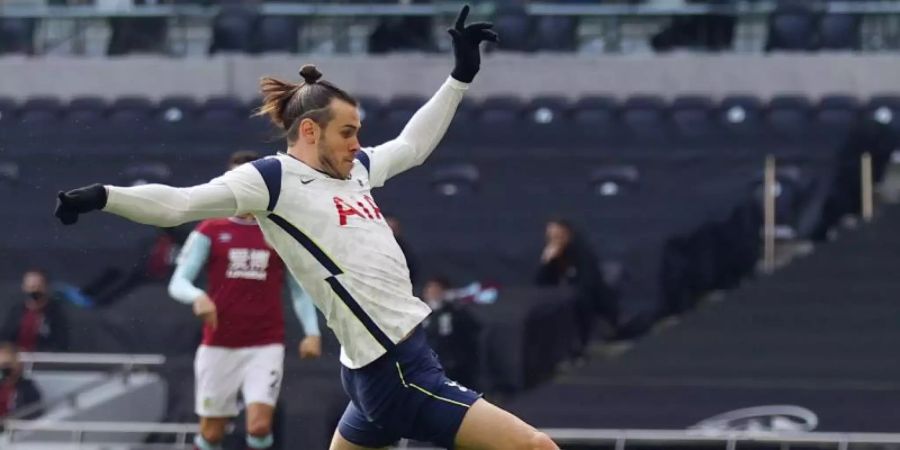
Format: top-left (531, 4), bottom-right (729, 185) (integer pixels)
top-left (244, 403), bottom-right (275, 449)
top-left (194, 346), bottom-right (242, 450)
top-left (196, 417), bottom-right (229, 450)
top-left (240, 344), bottom-right (285, 449)
top-left (454, 398), bottom-right (558, 450)
top-left (329, 401), bottom-right (396, 450)
top-left (328, 429), bottom-right (387, 450)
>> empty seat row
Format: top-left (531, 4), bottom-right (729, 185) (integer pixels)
top-left (2, 93), bottom-right (897, 125)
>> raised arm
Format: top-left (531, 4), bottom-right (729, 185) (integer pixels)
top-left (360, 5), bottom-right (497, 187)
top-left (55, 160), bottom-right (271, 227)
top-left (362, 78), bottom-right (468, 187)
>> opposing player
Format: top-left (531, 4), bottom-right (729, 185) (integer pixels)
top-left (168, 151), bottom-right (321, 450)
top-left (54, 6), bottom-right (558, 449)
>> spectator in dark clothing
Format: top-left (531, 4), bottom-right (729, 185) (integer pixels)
top-left (535, 219), bottom-right (618, 353)
top-left (0, 341), bottom-right (42, 420)
top-left (421, 277), bottom-right (482, 390)
top-left (387, 216), bottom-right (418, 286)
top-left (1, 270), bottom-right (69, 352)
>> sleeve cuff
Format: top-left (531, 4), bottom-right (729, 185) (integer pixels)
top-left (446, 76), bottom-right (470, 91)
top-left (101, 185), bottom-right (119, 212)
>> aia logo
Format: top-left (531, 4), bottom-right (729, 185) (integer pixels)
top-left (333, 195), bottom-right (383, 226)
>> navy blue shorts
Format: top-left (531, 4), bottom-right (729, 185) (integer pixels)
top-left (338, 327), bottom-right (482, 449)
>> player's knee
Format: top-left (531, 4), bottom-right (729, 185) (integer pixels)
top-left (200, 425), bottom-right (226, 444)
top-left (246, 419), bottom-right (272, 438)
top-left (527, 431), bottom-right (558, 450)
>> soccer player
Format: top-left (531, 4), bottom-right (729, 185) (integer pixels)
top-left (54, 6), bottom-right (559, 449)
top-left (168, 151), bottom-right (321, 450)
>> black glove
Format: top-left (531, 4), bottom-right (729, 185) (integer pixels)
top-left (448, 5), bottom-right (499, 83)
top-left (55, 183), bottom-right (108, 225)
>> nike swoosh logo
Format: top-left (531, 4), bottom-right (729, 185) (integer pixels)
top-left (300, 178), bottom-right (314, 185)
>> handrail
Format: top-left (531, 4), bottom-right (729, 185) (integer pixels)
top-left (5, 424), bottom-right (900, 446)
top-left (541, 428), bottom-right (900, 445)
top-left (4, 419), bottom-right (196, 434)
top-left (18, 352), bottom-right (165, 366)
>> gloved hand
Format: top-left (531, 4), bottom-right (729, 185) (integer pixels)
top-left (55, 183), bottom-right (108, 225)
top-left (448, 5), bottom-right (499, 83)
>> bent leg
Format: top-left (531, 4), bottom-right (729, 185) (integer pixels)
top-left (454, 398), bottom-right (558, 450)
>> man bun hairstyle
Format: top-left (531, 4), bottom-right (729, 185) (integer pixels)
top-left (255, 64), bottom-right (358, 145)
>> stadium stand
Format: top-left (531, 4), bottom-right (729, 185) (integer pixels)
top-left (4, 1), bottom-right (900, 449)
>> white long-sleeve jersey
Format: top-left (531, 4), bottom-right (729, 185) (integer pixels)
top-left (101, 76), bottom-right (468, 368)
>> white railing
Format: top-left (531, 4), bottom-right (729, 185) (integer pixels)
top-left (2, 420), bottom-right (196, 447)
top-left (18, 353), bottom-right (165, 367)
top-left (6, 424), bottom-right (900, 449)
top-left (544, 428), bottom-right (900, 446)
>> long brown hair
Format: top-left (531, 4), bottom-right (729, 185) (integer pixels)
top-left (254, 64), bottom-right (357, 145)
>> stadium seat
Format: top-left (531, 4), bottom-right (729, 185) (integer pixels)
top-left (765, 3), bottom-right (817, 51)
top-left (109, 97), bottom-right (155, 125)
top-left (819, 14), bottom-right (861, 50)
top-left (568, 96), bottom-right (620, 147)
top-left (201, 96), bottom-right (246, 123)
top-left (622, 95), bottom-right (669, 142)
top-left (719, 95), bottom-right (764, 137)
top-left (670, 96), bottom-right (718, 141)
top-left (866, 95), bottom-right (900, 127)
top-left (535, 16), bottom-right (578, 51)
top-left (157, 96), bottom-right (200, 124)
top-left (519, 96), bottom-right (572, 151)
top-left (210, 6), bottom-right (258, 54)
top-left (816, 95), bottom-right (860, 135)
top-left (766, 95), bottom-right (812, 140)
top-left (475, 96), bottom-right (525, 148)
top-left (430, 163), bottom-right (479, 197)
top-left (0, 96), bottom-right (17, 128)
top-left (19, 97), bottom-right (62, 124)
top-left (590, 165), bottom-right (640, 197)
top-left (253, 16), bottom-right (299, 54)
top-left (63, 97), bottom-right (108, 140)
top-left (478, 96), bottom-right (524, 125)
top-left (151, 97), bottom-right (201, 147)
top-left (0, 18), bottom-right (35, 55)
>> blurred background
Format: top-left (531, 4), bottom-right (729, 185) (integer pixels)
top-left (2, 0), bottom-right (900, 448)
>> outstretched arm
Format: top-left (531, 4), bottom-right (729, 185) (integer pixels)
top-left (104, 183), bottom-right (237, 228)
top-left (55, 161), bottom-right (270, 227)
top-left (360, 5), bottom-right (498, 187)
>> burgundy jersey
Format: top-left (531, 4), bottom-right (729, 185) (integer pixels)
top-left (196, 218), bottom-right (286, 347)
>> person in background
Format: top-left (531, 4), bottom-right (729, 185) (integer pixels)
top-left (421, 276), bottom-right (482, 390)
top-left (1, 270), bottom-right (69, 352)
top-left (168, 150), bottom-right (321, 450)
top-left (0, 341), bottom-right (42, 420)
top-left (535, 219), bottom-right (618, 356)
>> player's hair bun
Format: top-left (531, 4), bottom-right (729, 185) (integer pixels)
top-left (299, 64), bottom-right (323, 84)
